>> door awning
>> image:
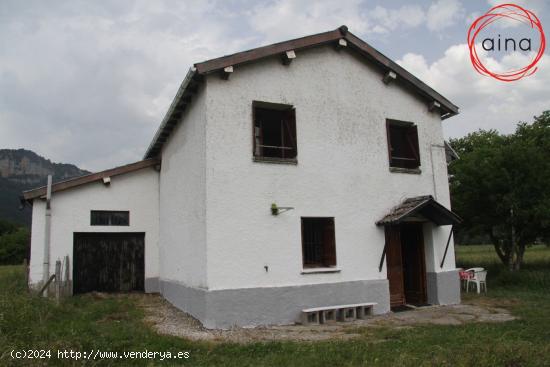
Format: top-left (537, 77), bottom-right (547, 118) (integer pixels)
top-left (376, 195), bottom-right (462, 226)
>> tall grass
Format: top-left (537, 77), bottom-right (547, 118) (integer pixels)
top-left (0, 266), bottom-right (54, 347)
top-left (2, 247), bottom-right (550, 366)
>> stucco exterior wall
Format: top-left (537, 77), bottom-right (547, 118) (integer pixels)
top-left (28, 168), bottom-right (160, 290)
top-left (203, 45), bottom-right (456, 291)
top-left (158, 83), bottom-right (208, 289)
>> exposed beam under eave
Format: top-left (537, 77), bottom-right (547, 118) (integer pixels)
top-left (336, 38), bottom-right (347, 50)
top-left (382, 70), bottom-right (397, 84)
top-left (282, 50), bottom-right (296, 65)
top-left (429, 100), bottom-right (441, 112)
top-left (23, 158), bottom-right (161, 201)
top-left (221, 66), bottom-right (233, 80)
top-left (190, 26), bottom-right (458, 116)
top-left (145, 26), bottom-right (459, 160)
top-left (194, 27), bottom-right (345, 74)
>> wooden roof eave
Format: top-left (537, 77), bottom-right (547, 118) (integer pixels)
top-left (194, 28), bottom-right (344, 75)
top-left (144, 67), bottom-right (201, 159)
top-left (144, 26), bottom-right (459, 159)
top-left (22, 158), bottom-right (161, 202)
top-left (343, 32), bottom-right (459, 116)
top-left (192, 26), bottom-right (458, 116)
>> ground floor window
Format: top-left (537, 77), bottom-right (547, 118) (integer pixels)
top-left (301, 217), bottom-right (336, 267)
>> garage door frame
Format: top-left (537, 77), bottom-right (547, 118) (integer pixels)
top-left (73, 232), bottom-right (145, 294)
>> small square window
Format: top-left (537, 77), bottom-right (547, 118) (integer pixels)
top-left (91, 211), bottom-right (129, 226)
top-left (301, 217), bottom-right (336, 268)
top-left (386, 120), bottom-right (421, 169)
top-left (253, 101), bottom-right (297, 161)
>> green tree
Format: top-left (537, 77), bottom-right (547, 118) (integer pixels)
top-left (449, 111), bottom-right (550, 271)
top-left (0, 219), bottom-right (17, 236)
top-left (0, 219), bottom-right (29, 265)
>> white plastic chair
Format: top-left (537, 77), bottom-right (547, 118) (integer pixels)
top-left (466, 269), bottom-right (487, 294)
top-left (463, 267), bottom-right (483, 290)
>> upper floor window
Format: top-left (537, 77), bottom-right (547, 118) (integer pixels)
top-left (91, 210), bottom-right (129, 226)
top-left (386, 120), bottom-right (420, 169)
top-left (301, 217), bottom-right (336, 268)
top-left (253, 101), bottom-right (297, 161)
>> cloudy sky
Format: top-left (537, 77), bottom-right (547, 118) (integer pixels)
top-left (1, 0), bottom-right (548, 171)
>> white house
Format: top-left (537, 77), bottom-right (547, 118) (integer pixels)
top-left (24, 26), bottom-right (462, 329)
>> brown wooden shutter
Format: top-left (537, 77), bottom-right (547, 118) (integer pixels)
top-left (283, 108), bottom-right (297, 158)
top-left (254, 122), bottom-right (264, 157)
top-left (322, 219), bottom-right (336, 266)
top-left (386, 120), bottom-right (394, 166)
top-left (252, 104), bottom-right (263, 157)
top-left (406, 125), bottom-right (420, 167)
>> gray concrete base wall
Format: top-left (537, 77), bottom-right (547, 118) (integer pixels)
top-left (145, 277), bottom-right (159, 293)
top-left (426, 270), bottom-right (460, 305)
top-left (160, 279), bottom-right (208, 322)
top-left (160, 279), bottom-right (390, 329)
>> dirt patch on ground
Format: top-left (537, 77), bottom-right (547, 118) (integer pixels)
top-left (138, 294), bottom-right (516, 343)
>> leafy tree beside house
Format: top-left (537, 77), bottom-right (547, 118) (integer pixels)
top-left (449, 111), bottom-right (550, 271)
top-left (0, 219), bottom-right (29, 265)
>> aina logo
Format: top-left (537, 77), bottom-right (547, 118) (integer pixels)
top-left (467, 3), bottom-right (545, 82)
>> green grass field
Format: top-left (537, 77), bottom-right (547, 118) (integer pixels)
top-left (1, 245), bottom-right (550, 366)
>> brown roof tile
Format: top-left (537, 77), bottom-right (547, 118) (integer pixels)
top-left (377, 195), bottom-right (461, 226)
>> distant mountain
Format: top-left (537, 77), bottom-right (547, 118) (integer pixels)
top-left (0, 149), bottom-right (90, 225)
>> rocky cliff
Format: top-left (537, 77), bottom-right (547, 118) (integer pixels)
top-left (0, 149), bottom-right (89, 225)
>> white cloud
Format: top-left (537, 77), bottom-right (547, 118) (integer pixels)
top-left (248, 0), bottom-right (370, 43)
top-left (482, 0), bottom-right (547, 29)
top-left (397, 44), bottom-right (550, 138)
top-left (487, 0), bottom-right (546, 14)
top-left (369, 5), bottom-right (426, 34)
top-left (248, 1), bottom-right (429, 39)
top-left (465, 11), bottom-right (480, 26)
top-left (0, 0), bottom-right (251, 171)
top-left (426, 0), bottom-right (465, 31)
top-left (0, 0), bottom-right (544, 171)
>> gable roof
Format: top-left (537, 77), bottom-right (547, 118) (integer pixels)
top-left (376, 195), bottom-right (462, 226)
top-left (23, 158), bottom-right (160, 201)
top-left (144, 26), bottom-right (459, 159)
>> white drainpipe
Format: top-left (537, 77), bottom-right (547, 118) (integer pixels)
top-left (42, 175), bottom-right (52, 296)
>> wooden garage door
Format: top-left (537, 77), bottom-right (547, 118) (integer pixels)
top-left (73, 232), bottom-right (144, 294)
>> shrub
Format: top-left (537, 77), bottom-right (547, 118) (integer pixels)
top-left (0, 222), bottom-right (29, 265)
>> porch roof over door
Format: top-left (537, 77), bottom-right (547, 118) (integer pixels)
top-left (376, 195), bottom-right (462, 226)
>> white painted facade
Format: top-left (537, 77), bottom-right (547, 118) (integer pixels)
top-left (158, 83), bottom-right (207, 289)
top-left (202, 45), bottom-right (455, 290)
top-left (29, 168), bottom-right (160, 287)
top-left (28, 38), bottom-right (459, 328)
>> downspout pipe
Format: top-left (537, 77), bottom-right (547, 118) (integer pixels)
top-left (42, 175), bottom-right (52, 296)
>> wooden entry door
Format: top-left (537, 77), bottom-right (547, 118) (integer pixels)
top-left (73, 232), bottom-right (145, 294)
top-left (400, 223), bottom-right (427, 305)
top-left (385, 223), bottom-right (427, 307)
top-left (385, 226), bottom-right (405, 307)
